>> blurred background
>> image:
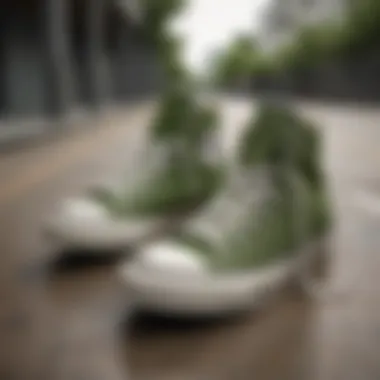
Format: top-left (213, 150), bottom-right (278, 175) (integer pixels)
top-left (0, 1), bottom-right (379, 379)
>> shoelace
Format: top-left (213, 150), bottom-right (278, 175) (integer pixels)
top-left (185, 166), bottom-right (276, 252)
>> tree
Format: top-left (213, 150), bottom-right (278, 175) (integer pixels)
top-left (138, 0), bottom-right (190, 86)
top-left (339, 0), bottom-right (380, 56)
top-left (212, 34), bottom-right (260, 85)
top-left (139, 0), bottom-right (185, 43)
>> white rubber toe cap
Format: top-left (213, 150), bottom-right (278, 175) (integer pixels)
top-left (138, 241), bottom-right (208, 275)
top-left (120, 240), bottom-right (295, 316)
top-left (46, 198), bottom-right (162, 251)
top-left (61, 198), bottom-right (109, 221)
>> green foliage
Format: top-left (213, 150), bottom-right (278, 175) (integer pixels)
top-left (211, 0), bottom-right (380, 79)
top-left (212, 35), bottom-right (261, 84)
top-left (258, 0), bottom-right (380, 76)
top-left (138, 0), bottom-right (189, 85)
top-left (140, 0), bottom-right (184, 43)
top-left (158, 34), bottom-right (191, 84)
top-left (339, 0), bottom-right (380, 57)
top-left (283, 23), bottom-right (344, 70)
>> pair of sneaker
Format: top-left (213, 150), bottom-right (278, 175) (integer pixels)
top-left (46, 102), bottom-right (329, 316)
top-left (119, 104), bottom-right (331, 316)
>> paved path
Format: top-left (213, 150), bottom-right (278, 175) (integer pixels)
top-left (0, 98), bottom-right (379, 379)
top-left (299, 101), bottom-right (380, 380)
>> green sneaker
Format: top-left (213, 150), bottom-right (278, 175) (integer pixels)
top-left (121, 166), bottom-right (321, 316)
top-left (90, 86), bottom-right (225, 218)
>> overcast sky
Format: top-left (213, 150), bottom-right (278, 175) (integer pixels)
top-left (172, 0), bottom-right (269, 72)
